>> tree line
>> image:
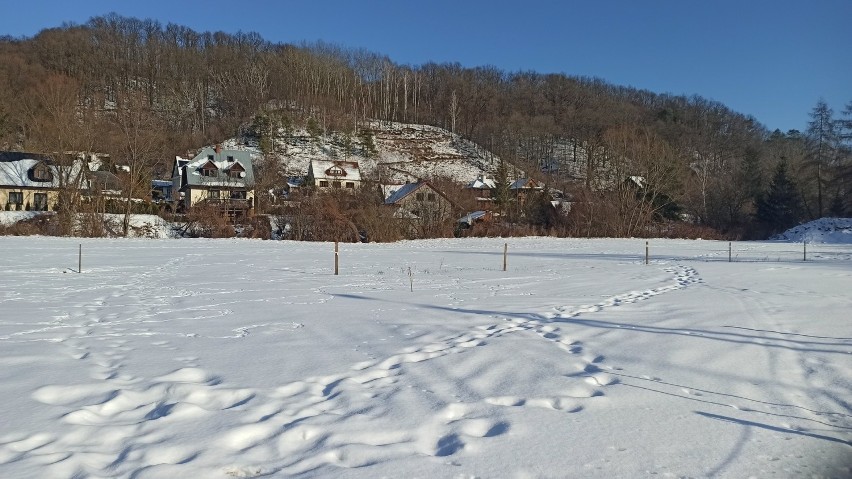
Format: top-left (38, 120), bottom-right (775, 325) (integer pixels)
top-left (0, 13), bottom-right (850, 239)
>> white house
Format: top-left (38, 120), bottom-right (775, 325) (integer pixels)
top-left (307, 160), bottom-right (361, 190)
top-left (0, 151), bottom-right (88, 211)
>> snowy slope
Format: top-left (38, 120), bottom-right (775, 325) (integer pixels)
top-left (223, 120), bottom-right (509, 183)
top-left (772, 217), bottom-right (852, 244)
top-left (0, 237), bottom-right (850, 478)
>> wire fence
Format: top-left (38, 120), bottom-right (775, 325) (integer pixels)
top-left (643, 241), bottom-right (852, 264)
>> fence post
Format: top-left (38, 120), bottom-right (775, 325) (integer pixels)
top-left (503, 243), bottom-right (508, 271)
top-left (334, 241), bottom-right (339, 275)
top-left (78, 244), bottom-right (82, 273)
top-left (729, 242), bottom-right (732, 263)
top-left (645, 241), bottom-right (649, 265)
top-left (803, 241), bottom-right (806, 262)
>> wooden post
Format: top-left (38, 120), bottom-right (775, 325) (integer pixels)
top-left (334, 241), bottom-right (339, 275)
top-left (728, 242), bottom-right (732, 263)
top-left (78, 244), bottom-right (82, 273)
top-left (645, 241), bottom-right (649, 265)
top-left (803, 241), bottom-right (806, 262)
top-left (503, 243), bottom-right (508, 271)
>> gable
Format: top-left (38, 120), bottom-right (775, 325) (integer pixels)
top-left (310, 160), bottom-right (361, 182)
top-left (182, 148), bottom-right (256, 188)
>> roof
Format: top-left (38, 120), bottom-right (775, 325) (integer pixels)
top-left (88, 171), bottom-right (122, 191)
top-left (627, 176), bottom-right (647, 188)
top-left (383, 180), bottom-right (459, 213)
top-left (183, 148), bottom-right (256, 188)
top-left (309, 159), bottom-right (361, 182)
top-left (458, 210), bottom-right (489, 225)
top-left (466, 175), bottom-right (496, 189)
top-left (510, 178), bottom-right (544, 190)
top-left (384, 182), bottom-right (424, 205)
top-left (0, 151), bottom-right (85, 189)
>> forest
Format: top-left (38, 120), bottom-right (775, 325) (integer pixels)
top-left (0, 13), bottom-right (850, 240)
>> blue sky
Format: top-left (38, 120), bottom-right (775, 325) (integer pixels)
top-left (1, 0), bottom-right (850, 133)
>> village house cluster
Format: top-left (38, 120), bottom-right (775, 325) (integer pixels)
top-left (1, 145), bottom-right (564, 234)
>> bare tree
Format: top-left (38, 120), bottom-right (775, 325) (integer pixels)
top-left (105, 92), bottom-right (165, 236)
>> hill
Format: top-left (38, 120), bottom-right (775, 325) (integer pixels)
top-left (222, 120), bottom-right (520, 184)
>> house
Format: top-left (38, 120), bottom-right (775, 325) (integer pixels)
top-left (384, 180), bottom-right (458, 221)
top-left (307, 160), bottom-right (361, 190)
top-left (0, 151), bottom-right (88, 211)
top-left (172, 145), bottom-right (256, 219)
top-left (465, 175), bottom-right (497, 207)
top-left (151, 179), bottom-right (173, 203)
top-left (509, 177), bottom-right (546, 206)
top-left (87, 171), bottom-right (124, 199)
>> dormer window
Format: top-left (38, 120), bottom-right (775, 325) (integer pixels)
top-left (30, 162), bottom-right (53, 182)
top-left (228, 162), bottom-right (245, 179)
top-left (326, 166), bottom-right (346, 177)
top-left (200, 161), bottom-right (218, 177)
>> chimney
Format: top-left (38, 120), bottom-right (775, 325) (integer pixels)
top-left (215, 144), bottom-right (222, 155)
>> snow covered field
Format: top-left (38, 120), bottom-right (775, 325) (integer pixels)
top-left (0, 236), bottom-right (850, 478)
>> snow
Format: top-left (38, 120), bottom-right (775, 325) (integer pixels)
top-left (772, 217), bottom-right (852, 244)
top-left (0, 213), bottom-right (177, 238)
top-left (0, 236), bottom-right (850, 478)
top-left (222, 120), bottom-right (503, 183)
top-left (0, 211), bottom-right (44, 226)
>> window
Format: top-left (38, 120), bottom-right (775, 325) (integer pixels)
top-left (229, 169), bottom-right (242, 178)
top-left (33, 193), bottom-right (48, 211)
top-left (427, 193), bottom-right (436, 202)
top-left (332, 181), bottom-right (341, 188)
top-left (201, 167), bottom-right (218, 177)
top-left (345, 182), bottom-right (355, 189)
top-left (232, 190), bottom-right (246, 200)
top-left (319, 180), bottom-right (329, 187)
top-left (227, 155), bottom-right (235, 162)
top-left (415, 193), bottom-right (425, 201)
top-left (31, 163), bottom-right (53, 182)
top-left (8, 192), bottom-right (23, 205)
top-left (208, 190), bottom-right (220, 199)
top-left (327, 166), bottom-right (346, 177)
top-left (207, 155), bottom-right (214, 161)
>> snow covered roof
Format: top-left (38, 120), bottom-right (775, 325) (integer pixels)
top-left (0, 152), bottom-right (85, 189)
top-left (308, 159), bottom-right (361, 182)
top-left (510, 178), bottom-right (544, 190)
top-left (183, 148), bottom-right (256, 188)
top-left (458, 210), bottom-right (489, 225)
top-left (466, 175), bottom-right (496, 190)
top-left (627, 176), bottom-right (646, 188)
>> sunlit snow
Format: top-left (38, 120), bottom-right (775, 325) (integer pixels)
top-left (0, 236), bottom-right (850, 478)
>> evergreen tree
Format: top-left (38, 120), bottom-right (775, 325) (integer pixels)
top-left (493, 159), bottom-right (511, 216)
top-left (805, 99), bottom-right (839, 217)
top-left (756, 161), bottom-right (802, 234)
top-left (358, 129), bottom-right (377, 158)
top-left (306, 117), bottom-right (323, 150)
top-left (839, 101), bottom-right (852, 146)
